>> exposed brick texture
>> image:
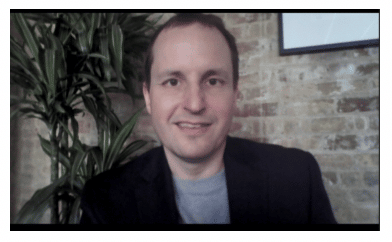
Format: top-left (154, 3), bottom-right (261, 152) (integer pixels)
top-left (337, 97), bottom-right (379, 113)
top-left (363, 172), bottom-right (379, 187)
top-left (11, 13), bottom-right (379, 224)
top-left (310, 117), bottom-right (347, 133)
top-left (234, 102), bottom-right (278, 117)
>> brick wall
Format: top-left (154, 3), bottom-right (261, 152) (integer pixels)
top-left (227, 13), bottom-right (379, 223)
top-left (11, 13), bottom-right (379, 224)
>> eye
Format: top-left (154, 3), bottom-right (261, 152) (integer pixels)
top-left (163, 78), bottom-right (179, 87)
top-left (207, 78), bottom-right (222, 86)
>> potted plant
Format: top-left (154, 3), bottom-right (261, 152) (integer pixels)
top-left (11, 12), bottom-right (161, 224)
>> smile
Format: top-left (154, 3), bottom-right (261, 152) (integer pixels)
top-left (176, 122), bottom-right (211, 128)
top-left (175, 122), bottom-right (212, 136)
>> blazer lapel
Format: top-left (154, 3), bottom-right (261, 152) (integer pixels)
top-left (134, 147), bottom-right (179, 224)
top-left (133, 137), bottom-right (270, 224)
top-left (224, 136), bottom-right (270, 224)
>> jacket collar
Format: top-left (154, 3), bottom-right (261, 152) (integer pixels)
top-left (134, 136), bottom-right (270, 224)
top-left (224, 136), bottom-right (270, 224)
top-left (134, 147), bottom-right (179, 224)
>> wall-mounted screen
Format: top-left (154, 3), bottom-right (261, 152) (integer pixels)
top-left (278, 13), bottom-right (379, 56)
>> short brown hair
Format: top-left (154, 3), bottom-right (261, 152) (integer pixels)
top-left (144, 13), bottom-right (239, 90)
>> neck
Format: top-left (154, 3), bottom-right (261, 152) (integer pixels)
top-left (164, 142), bottom-right (226, 181)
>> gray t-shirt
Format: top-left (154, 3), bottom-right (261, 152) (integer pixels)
top-left (173, 169), bottom-right (230, 224)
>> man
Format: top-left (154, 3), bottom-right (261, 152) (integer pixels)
top-left (80, 13), bottom-right (337, 224)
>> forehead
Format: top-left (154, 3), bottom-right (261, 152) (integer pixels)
top-left (151, 23), bottom-right (232, 73)
top-left (154, 23), bottom-right (227, 47)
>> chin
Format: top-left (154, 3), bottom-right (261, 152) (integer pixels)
top-left (178, 154), bottom-right (212, 163)
top-left (176, 148), bottom-right (210, 161)
top-left (176, 142), bottom-right (222, 162)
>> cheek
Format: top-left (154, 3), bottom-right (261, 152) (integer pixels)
top-left (150, 90), bottom-right (181, 118)
top-left (160, 97), bottom-right (178, 111)
top-left (209, 93), bottom-right (237, 118)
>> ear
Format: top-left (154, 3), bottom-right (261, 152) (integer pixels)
top-left (234, 87), bottom-right (240, 103)
top-left (142, 82), bottom-right (152, 114)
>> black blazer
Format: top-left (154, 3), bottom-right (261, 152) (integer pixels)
top-left (80, 136), bottom-right (337, 224)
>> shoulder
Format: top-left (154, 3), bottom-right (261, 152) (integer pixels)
top-left (80, 146), bottom-right (165, 223)
top-left (225, 136), bottom-right (320, 176)
top-left (83, 146), bottom-right (164, 192)
top-left (226, 136), bottom-right (315, 164)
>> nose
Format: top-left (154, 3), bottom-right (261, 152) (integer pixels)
top-left (183, 84), bottom-right (206, 114)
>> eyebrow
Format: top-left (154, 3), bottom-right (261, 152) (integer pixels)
top-left (201, 69), bottom-right (229, 80)
top-left (159, 71), bottom-right (186, 80)
top-left (157, 69), bottom-right (229, 80)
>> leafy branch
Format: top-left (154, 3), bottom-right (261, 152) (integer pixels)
top-left (11, 12), bottom-right (161, 224)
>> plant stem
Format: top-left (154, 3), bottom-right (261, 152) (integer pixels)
top-left (60, 117), bottom-right (68, 223)
top-left (50, 123), bottom-right (59, 224)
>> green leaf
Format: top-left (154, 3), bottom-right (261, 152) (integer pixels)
top-left (88, 146), bottom-right (103, 174)
top-left (10, 96), bottom-right (37, 107)
top-left (87, 13), bottom-right (101, 49)
top-left (98, 29), bottom-right (111, 82)
top-left (11, 106), bottom-right (25, 120)
top-left (54, 15), bottom-right (72, 45)
top-left (87, 53), bottom-right (108, 60)
top-left (38, 134), bottom-right (52, 156)
top-left (14, 175), bottom-right (68, 224)
top-left (112, 140), bottom-right (147, 168)
top-left (58, 119), bottom-right (74, 141)
top-left (77, 31), bottom-right (89, 54)
top-left (11, 36), bottom-right (32, 68)
top-left (109, 24), bottom-right (123, 83)
top-left (77, 73), bottom-right (108, 103)
top-left (44, 49), bottom-right (57, 95)
top-left (100, 105), bottom-right (122, 129)
top-left (35, 21), bottom-right (50, 48)
top-left (68, 13), bottom-right (86, 33)
top-left (58, 152), bottom-right (72, 170)
top-left (23, 13), bottom-right (57, 23)
top-left (46, 31), bottom-right (66, 81)
top-left (70, 116), bottom-right (80, 150)
top-left (117, 13), bottom-right (128, 25)
top-left (72, 108), bottom-right (84, 115)
top-left (10, 56), bottom-right (42, 86)
top-left (10, 69), bottom-right (35, 90)
top-left (70, 149), bottom-right (88, 189)
top-left (104, 108), bottom-right (143, 170)
top-left (101, 122), bottom-right (111, 163)
top-left (81, 94), bottom-right (97, 119)
top-left (85, 152), bottom-right (95, 179)
top-left (151, 13), bottom-right (164, 26)
top-left (64, 81), bottom-right (90, 105)
top-left (54, 102), bottom-right (66, 114)
top-left (15, 107), bottom-right (45, 119)
top-left (73, 175), bottom-right (86, 191)
top-left (12, 13), bottom-right (41, 68)
top-left (68, 197), bottom-right (81, 224)
top-left (47, 30), bottom-right (63, 50)
top-left (106, 13), bottom-right (115, 24)
top-left (38, 134), bottom-right (71, 169)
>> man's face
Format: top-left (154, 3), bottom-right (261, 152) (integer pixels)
top-left (143, 23), bottom-right (238, 162)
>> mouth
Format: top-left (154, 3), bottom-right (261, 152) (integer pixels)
top-left (174, 121), bottom-right (212, 135)
top-left (175, 122), bottom-right (212, 129)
